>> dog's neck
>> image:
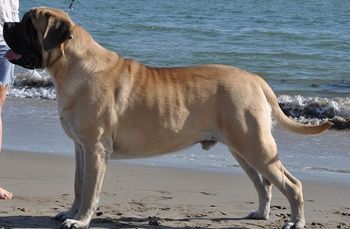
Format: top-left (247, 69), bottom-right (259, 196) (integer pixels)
top-left (47, 25), bottom-right (121, 92)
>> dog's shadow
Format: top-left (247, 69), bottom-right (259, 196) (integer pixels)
top-left (0, 215), bottom-right (250, 229)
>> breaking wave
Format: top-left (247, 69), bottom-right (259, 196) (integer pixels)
top-left (9, 70), bottom-right (55, 100)
top-left (8, 70), bottom-right (350, 130)
top-left (278, 95), bottom-right (350, 130)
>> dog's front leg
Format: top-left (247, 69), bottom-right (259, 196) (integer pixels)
top-left (62, 143), bottom-right (107, 229)
top-left (56, 143), bottom-right (84, 221)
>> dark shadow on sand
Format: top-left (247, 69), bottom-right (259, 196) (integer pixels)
top-left (0, 215), bottom-right (251, 229)
top-left (0, 215), bottom-right (59, 228)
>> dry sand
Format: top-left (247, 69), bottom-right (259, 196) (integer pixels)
top-left (0, 150), bottom-right (349, 229)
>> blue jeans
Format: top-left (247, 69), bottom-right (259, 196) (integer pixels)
top-left (0, 45), bottom-right (15, 86)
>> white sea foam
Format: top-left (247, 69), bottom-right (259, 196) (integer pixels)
top-left (9, 70), bottom-right (56, 100)
top-left (278, 95), bottom-right (350, 118)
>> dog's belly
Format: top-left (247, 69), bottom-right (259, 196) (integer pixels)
top-left (110, 128), bottom-right (218, 159)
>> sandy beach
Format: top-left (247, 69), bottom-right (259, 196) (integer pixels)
top-left (0, 150), bottom-right (349, 229)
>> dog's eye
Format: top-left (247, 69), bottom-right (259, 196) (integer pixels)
top-left (24, 19), bottom-right (35, 34)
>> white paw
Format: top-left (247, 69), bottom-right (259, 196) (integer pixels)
top-left (61, 219), bottom-right (89, 229)
top-left (282, 221), bottom-right (305, 229)
top-left (245, 211), bottom-right (269, 220)
top-left (55, 210), bottom-right (77, 221)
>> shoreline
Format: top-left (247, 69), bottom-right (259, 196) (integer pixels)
top-left (4, 146), bottom-right (350, 186)
top-left (0, 150), bottom-right (349, 228)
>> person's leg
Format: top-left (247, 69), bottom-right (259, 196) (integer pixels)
top-left (0, 85), bottom-right (8, 151)
top-left (0, 45), bottom-right (15, 200)
top-left (0, 44), bottom-right (14, 151)
top-left (0, 86), bottom-right (13, 200)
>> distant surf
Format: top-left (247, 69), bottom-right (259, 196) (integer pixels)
top-left (279, 95), bottom-right (350, 129)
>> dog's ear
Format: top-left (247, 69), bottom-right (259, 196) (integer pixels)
top-left (43, 16), bottom-right (72, 51)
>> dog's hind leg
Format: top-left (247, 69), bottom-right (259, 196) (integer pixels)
top-left (221, 102), bottom-right (305, 229)
top-left (55, 143), bottom-right (84, 221)
top-left (229, 148), bottom-right (272, 220)
top-left (62, 141), bottom-right (108, 229)
top-left (225, 127), bottom-right (305, 229)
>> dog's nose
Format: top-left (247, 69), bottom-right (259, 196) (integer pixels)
top-left (4, 22), bottom-right (16, 32)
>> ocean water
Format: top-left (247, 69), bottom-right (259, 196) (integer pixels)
top-left (3, 1), bottom-right (350, 180)
top-left (18, 0), bottom-right (350, 97)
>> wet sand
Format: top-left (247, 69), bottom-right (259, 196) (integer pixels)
top-left (0, 150), bottom-right (349, 229)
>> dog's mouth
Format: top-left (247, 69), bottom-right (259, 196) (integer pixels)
top-left (4, 49), bottom-right (41, 70)
top-left (4, 49), bottom-right (23, 62)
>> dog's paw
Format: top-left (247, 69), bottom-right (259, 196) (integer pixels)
top-left (61, 219), bottom-right (89, 229)
top-left (282, 221), bottom-right (305, 229)
top-left (245, 211), bottom-right (269, 220)
top-left (55, 210), bottom-right (77, 222)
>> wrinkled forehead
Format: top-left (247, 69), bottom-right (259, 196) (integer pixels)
top-left (19, 9), bottom-right (47, 34)
top-left (20, 8), bottom-right (70, 33)
top-left (31, 7), bottom-right (70, 20)
top-left (21, 10), bottom-right (33, 22)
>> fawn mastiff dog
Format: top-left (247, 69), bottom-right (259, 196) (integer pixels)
top-left (4, 7), bottom-right (331, 229)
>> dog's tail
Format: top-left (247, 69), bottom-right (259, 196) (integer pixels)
top-left (259, 78), bottom-right (332, 135)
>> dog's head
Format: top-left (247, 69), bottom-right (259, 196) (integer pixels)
top-left (4, 7), bottom-right (74, 69)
